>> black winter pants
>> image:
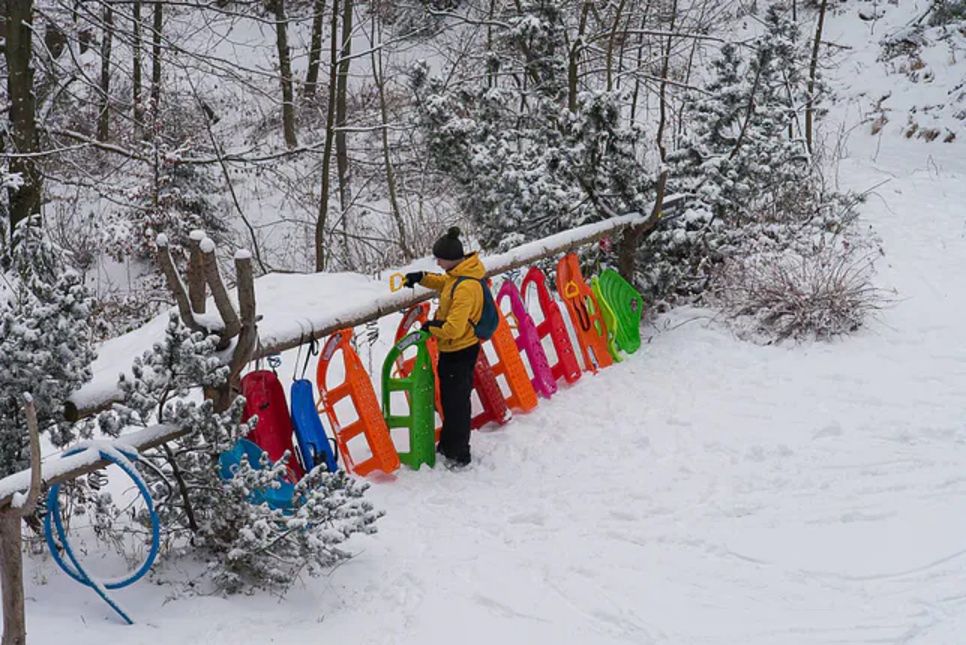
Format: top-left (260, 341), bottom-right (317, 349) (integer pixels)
top-left (437, 343), bottom-right (480, 464)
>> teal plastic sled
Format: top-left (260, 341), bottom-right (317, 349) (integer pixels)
top-left (218, 438), bottom-right (295, 512)
top-left (381, 330), bottom-right (437, 469)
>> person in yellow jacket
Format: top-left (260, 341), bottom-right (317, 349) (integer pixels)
top-left (403, 227), bottom-right (484, 467)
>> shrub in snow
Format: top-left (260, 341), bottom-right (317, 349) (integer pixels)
top-left (712, 245), bottom-right (881, 343)
top-left (95, 315), bottom-right (381, 593)
top-left (0, 219), bottom-right (96, 477)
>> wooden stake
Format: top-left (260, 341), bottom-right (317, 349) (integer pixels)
top-left (156, 239), bottom-right (204, 334)
top-left (200, 240), bottom-right (241, 343)
top-left (187, 232), bottom-right (207, 315)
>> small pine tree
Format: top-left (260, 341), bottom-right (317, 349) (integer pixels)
top-left (653, 6), bottom-right (819, 302)
top-left (0, 219), bottom-right (97, 477)
top-left (411, 2), bottom-right (652, 250)
top-left (96, 315), bottom-right (381, 592)
top-left (671, 7), bottom-right (810, 224)
top-left (104, 150), bottom-right (227, 264)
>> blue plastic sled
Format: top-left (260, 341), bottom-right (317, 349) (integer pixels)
top-left (219, 438), bottom-right (295, 512)
top-left (290, 379), bottom-right (339, 474)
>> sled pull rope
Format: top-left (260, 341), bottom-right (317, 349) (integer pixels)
top-left (43, 444), bottom-right (161, 625)
top-left (301, 334), bottom-right (319, 380)
top-left (293, 331), bottom-right (304, 381)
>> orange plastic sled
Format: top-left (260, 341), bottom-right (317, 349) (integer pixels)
top-left (486, 307), bottom-right (538, 413)
top-left (556, 253), bottom-right (613, 373)
top-left (316, 329), bottom-right (400, 476)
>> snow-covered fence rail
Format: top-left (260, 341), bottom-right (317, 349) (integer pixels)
top-left (65, 193), bottom-right (683, 423)
top-left (0, 424), bottom-right (179, 511)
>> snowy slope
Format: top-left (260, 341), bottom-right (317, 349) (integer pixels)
top-left (19, 4), bottom-right (966, 645)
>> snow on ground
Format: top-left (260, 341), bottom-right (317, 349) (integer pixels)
top-left (20, 4), bottom-right (966, 645)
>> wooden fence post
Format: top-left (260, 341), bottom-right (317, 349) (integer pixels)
top-left (1, 396), bottom-right (42, 645)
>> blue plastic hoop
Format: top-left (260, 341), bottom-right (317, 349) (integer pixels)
top-left (43, 444), bottom-right (161, 625)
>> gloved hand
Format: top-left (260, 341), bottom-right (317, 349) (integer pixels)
top-left (403, 271), bottom-right (424, 288)
top-left (421, 320), bottom-right (443, 333)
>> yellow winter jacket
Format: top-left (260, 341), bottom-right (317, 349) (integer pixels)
top-left (419, 253), bottom-right (487, 353)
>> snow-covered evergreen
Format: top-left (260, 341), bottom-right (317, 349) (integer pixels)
top-left (412, 2), bottom-right (653, 251)
top-left (96, 315), bottom-right (382, 592)
top-left (0, 219), bottom-right (96, 476)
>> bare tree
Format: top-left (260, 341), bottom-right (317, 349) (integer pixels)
top-left (150, 0), bottom-right (162, 118)
top-left (806, 0), bottom-right (828, 153)
top-left (370, 10), bottom-right (411, 260)
top-left (334, 0), bottom-right (353, 246)
top-left (268, 0), bottom-right (298, 147)
top-left (97, 0), bottom-right (113, 141)
top-left (132, 0), bottom-right (143, 133)
top-left (315, 0), bottom-right (340, 270)
top-left (303, 0), bottom-right (325, 100)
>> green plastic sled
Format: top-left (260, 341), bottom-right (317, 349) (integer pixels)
top-left (381, 331), bottom-right (437, 469)
top-left (590, 277), bottom-right (624, 363)
top-left (594, 269), bottom-right (645, 354)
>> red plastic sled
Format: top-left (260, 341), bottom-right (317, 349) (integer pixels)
top-left (472, 350), bottom-right (511, 430)
top-left (241, 370), bottom-right (305, 481)
top-left (521, 266), bottom-right (582, 385)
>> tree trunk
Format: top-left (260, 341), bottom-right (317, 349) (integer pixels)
top-left (805, 0), bottom-right (828, 154)
top-left (303, 0), bottom-right (325, 100)
top-left (618, 170), bottom-right (667, 282)
top-left (97, 0), bottom-right (113, 142)
top-left (315, 0), bottom-right (340, 271)
top-left (270, 0), bottom-right (298, 147)
top-left (676, 35), bottom-right (700, 143)
top-left (334, 0), bottom-right (353, 254)
top-left (4, 0), bottom-right (42, 234)
top-left (150, 0), bottom-right (162, 119)
top-left (614, 6), bottom-right (635, 92)
top-left (568, 1), bottom-right (591, 112)
top-left (655, 0), bottom-right (678, 163)
top-left (132, 0), bottom-right (143, 133)
top-left (486, 0), bottom-right (496, 88)
top-left (370, 12), bottom-right (411, 260)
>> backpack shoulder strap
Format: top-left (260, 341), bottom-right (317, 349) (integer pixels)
top-left (449, 276), bottom-right (467, 300)
top-left (449, 277), bottom-right (485, 323)
top-left (449, 276), bottom-right (485, 299)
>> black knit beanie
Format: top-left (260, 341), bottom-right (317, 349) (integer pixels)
top-left (432, 226), bottom-right (465, 261)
